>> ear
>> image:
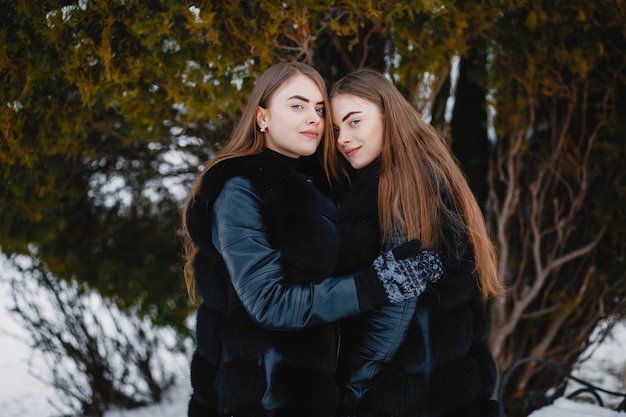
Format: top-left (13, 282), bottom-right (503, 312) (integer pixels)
top-left (256, 107), bottom-right (269, 129)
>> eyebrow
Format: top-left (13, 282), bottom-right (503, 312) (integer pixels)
top-left (287, 95), bottom-right (325, 105)
top-left (341, 111), bottom-right (362, 122)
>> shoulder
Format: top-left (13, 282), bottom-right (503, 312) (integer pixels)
top-left (185, 157), bottom-right (258, 246)
top-left (212, 177), bottom-right (270, 251)
top-left (214, 176), bottom-right (262, 215)
top-left (195, 155), bottom-right (279, 202)
top-left (220, 176), bottom-right (255, 194)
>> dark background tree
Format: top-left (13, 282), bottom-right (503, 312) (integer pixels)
top-left (485, 2), bottom-right (626, 413)
top-left (2, 1), bottom-right (625, 414)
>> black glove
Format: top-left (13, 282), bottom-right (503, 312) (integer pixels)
top-left (372, 239), bottom-right (443, 303)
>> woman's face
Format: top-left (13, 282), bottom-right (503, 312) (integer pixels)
top-left (256, 74), bottom-right (325, 158)
top-left (331, 94), bottom-right (384, 169)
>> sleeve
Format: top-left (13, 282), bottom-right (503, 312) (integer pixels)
top-left (340, 233), bottom-right (428, 409)
top-left (211, 176), bottom-right (364, 330)
top-left (341, 298), bottom-right (417, 408)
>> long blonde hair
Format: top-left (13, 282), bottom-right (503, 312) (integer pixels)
top-left (327, 69), bottom-right (502, 299)
top-left (182, 62), bottom-right (333, 304)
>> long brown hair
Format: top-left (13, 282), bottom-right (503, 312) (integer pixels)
top-left (182, 62), bottom-right (333, 304)
top-left (327, 68), bottom-right (502, 299)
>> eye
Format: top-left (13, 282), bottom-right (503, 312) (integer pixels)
top-left (292, 104), bottom-right (304, 110)
top-left (350, 119), bottom-right (360, 127)
top-left (316, 107), bottom-right (325, 115)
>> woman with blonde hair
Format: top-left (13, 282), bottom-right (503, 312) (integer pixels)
top-left (328, 68), bottom-right (503, 417)
top-left (181, 62), bottom-right (443, 417)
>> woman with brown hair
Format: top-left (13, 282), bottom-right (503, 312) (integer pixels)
top-left (181, 62), bottom-right (443, 417)
top-left (328, 68), bottom-right (503, 417)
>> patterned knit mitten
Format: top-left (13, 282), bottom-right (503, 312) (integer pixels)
top-left (372, 242), bottom-right (443, 303)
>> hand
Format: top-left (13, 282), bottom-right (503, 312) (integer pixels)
top-left (372, 240), bottom-right (443, 303)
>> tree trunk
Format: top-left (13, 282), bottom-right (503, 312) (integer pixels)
top-left (450, 45), bottom-right (490, 209)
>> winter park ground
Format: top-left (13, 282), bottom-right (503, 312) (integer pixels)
top-left (1, 256), bottom-right (625, 416)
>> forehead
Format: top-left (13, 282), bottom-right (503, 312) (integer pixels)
top-left (273, 74), bottom-right (323, 100)
top-left (331, 94), bottom-right (380, 118)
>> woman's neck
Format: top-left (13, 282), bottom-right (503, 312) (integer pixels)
top-left (262, 147), bottom-right (300, 170)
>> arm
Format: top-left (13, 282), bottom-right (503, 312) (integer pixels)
top-left (340, 299), bottom-right (417, 409)
top-left (340, 250), bottom-right (443, 411)
top-left (211, 177), bottom-right (439, 330)
top-left (212, 177), bottom-right (362, 329)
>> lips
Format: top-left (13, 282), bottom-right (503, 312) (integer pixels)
top-left (301, 130), bottom-right (320, 140)
top-left (343, 147), bottom-right (359, 158)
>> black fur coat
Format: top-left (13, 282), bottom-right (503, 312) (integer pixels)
top-left (335, 161), bottom-right (499, 417)
top-left (185, 149), bottom-right (342, 417)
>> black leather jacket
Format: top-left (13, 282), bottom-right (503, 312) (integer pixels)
top-left (186, 150), bottom-right (387, 417)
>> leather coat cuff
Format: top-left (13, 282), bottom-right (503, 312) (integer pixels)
top-left (354, 269), bottom-right (388, 312)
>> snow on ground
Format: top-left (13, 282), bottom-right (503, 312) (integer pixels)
top-left (1, 256), bottom-right (61, 417)
top-left (103, 381), bottom-right (190, 417)
top-left (0, 254), bottom-right (192, 417)
top-left (0, 303), bottom-right (59, 417)
top-left (1, 253), bottom-right (625, 416)
top-left (572, 320), bottom-right (626, 399)
top-left (543, 319), bottom-right (626, 416)
top-left (529, 397), bottom-right (625, 416)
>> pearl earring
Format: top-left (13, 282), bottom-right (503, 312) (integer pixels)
top-left (260, 127), bottom-right (265, 133)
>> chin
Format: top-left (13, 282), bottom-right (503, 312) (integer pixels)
top-left (301, 146), bottom-right (319, 156)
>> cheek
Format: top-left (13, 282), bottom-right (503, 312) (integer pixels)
top-left (372, 134), bottom-right (384, 155)
top-left (374, 140), bottom-right (383, 156)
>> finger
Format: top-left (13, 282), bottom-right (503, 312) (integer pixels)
top-left (391, 239), bottom-right (422, 259)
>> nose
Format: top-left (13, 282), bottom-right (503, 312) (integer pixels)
top-left (336, 129), bottom-right (350, 145)
top-left (307, 109), bottom-right (321, 124)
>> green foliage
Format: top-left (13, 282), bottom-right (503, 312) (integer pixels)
top-left (0, 0), bottom-right (470, 326)
top-left (0, 0), bottom-right (223, 327)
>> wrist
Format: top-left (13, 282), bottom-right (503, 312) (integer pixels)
top-left (354, 268), bottom-right (388, 311)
